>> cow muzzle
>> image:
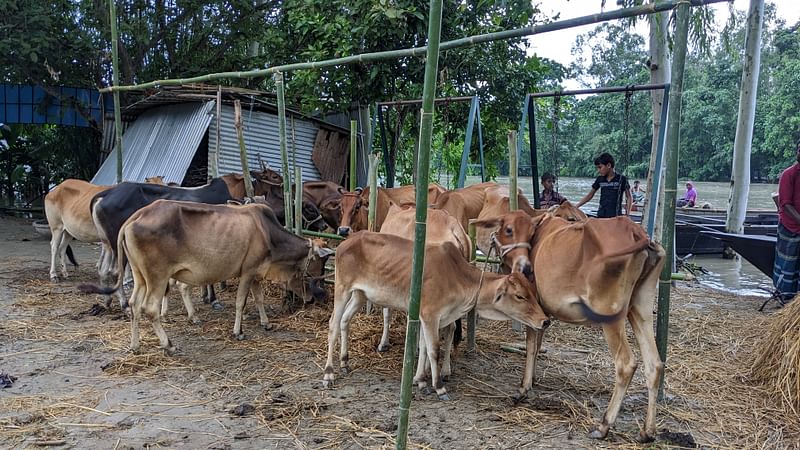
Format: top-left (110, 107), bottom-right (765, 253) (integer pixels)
top-left (337, 226), bottom-right (351, 237)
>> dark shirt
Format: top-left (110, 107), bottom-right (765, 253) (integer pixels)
top-left (539, 189), bottom-right (566, 209)
top-left (592, 173), bottom-right (629, 218)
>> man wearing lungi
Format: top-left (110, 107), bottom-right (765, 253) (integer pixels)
top-left (774, 142), bottom-right (800, 303)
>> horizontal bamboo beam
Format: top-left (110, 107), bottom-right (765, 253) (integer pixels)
top-left (529, 83), bottom-right (670, 98)
top-left (99, 0), bottom-right (727, 93)
top-left (376, 96), bottom-right (474, 107)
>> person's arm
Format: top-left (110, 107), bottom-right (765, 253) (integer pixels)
top-left (625, 188), bottom-right (633, 216)
top-left (575, 188), bottom-right (596, 208)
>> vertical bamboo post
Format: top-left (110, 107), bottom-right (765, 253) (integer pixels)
top-left (294, 167), bottom-right (302, 236)
top-left (509, 131), bottom-right (518, 211)
top-left (109, 0), bottom-right (123, 183)
top-left (367, 154), bottom-right (380, 232)
top-left (209, 85), bottom-right (221, 181)
top-left (467, 220), bottom-right (478, 353)
top-left (657, 0), bottom-right (691, 400)
top-left (350, 120), bottom-right (357, 191)
top-left (234, 101), bottom-right (254, 198)
top-left (275, 72), bottom-right (293, 230)
top-left (396, 0), bottom-right (443, 447)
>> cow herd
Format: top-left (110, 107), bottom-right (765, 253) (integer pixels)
top-left (43, 171), bottom-right (665, 442)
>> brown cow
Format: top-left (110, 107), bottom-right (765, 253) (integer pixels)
top-left (481, 212), bottom-right (665, 442)
top-left (323, 232), bottom-right (550, 400)
top-left (376, 203), bottom-right (472, 355)
top-left (44, 179), bottom-right (111, 281)
top-left (432, 182), bottom-right (535, 233)
top-left (336, 183), bottom-right (446, 236)
top-left (80, 200), bottom-right (333, 354)
top-left (299, 181), bottom-right (344, 230)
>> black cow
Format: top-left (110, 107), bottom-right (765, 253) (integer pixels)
top-left (91, 178), bottom-right (234, 308)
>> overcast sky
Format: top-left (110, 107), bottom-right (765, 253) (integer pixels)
top-left (529, 0), bottom-right (800, 89)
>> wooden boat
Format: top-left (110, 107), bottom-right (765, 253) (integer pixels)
top-left (699, 231), bottom-right (776, 279)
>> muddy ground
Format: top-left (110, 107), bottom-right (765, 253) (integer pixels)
top-left (0, 214), bottom-right (797, 449)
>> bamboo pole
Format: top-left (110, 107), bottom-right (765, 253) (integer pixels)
top-left (396, 0), bottom-right (443, 447)
top-left (467, 221), bottom-right (478, 353)
top-left (294, 167), bottom-right (303, 236)
top-left (234, 101), bottom-right (254, 198)
top-left (108, 0), bottom-right (123, 182)
top-left (350, 120), bottom-right (358, 191)
top-left (275, 72), bottom-right (293, 231)
top-left (100, 0), bottom-right (727, 94)
top-left (367, 154), bottom-right (380, 232)
top-left (509, 131), bottom-right (518, 211)
top-left (657, 0), bottom-right (691, 400)
top-left (210, 85), bottom-right (221, 181)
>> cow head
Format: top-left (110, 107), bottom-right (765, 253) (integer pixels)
top-left (145, 175), bottom-right (166, 185)
top-left (319, 195), bottom-right (342, 230)
top-left (486, 272), bottom-right (550, 330)
top-left (549, 200), bottom-right (588, 222)
top-left (473, 211), bottom-right (542, 278)
top-left (337, 188), bottom-right (366, 237)
top-left (251, 167), bottom-right (284, 187)
top-left (288, 238), bottom-right (335, 303)
top-left (301, 201), bottom-right (327, 232)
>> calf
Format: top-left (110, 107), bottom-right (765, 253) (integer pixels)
top-left (484, 212), bottom-right (665, 442)
top-left (80, 200), bottom-right (333, 354)
top-left (322, 232), bottom-right (550, 400)
top-left (376, 203), bottom-right (472, 355)
top-left (44, 179), bottom-right (111, 281)
top-left (300, 181), bottom-right (344, 230)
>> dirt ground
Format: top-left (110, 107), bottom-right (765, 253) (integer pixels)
top-left (1, 214), bottom-right (798, 449)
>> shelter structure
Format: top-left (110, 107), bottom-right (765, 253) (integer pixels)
top-left (92, 85), bottom-right (352, 186)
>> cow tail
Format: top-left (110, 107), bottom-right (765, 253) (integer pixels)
top-left (77, 230), bottom-right (128, 297)
top-left (66, 245), bottom-right (78, 267)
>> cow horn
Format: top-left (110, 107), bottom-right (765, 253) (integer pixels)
top-left (258, 154), bottom-right (267, 171)
top-left (355, 187), bottom-right (363, 194)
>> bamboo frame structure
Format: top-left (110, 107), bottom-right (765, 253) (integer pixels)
top-left (108, 0), bottom-right (123, 182)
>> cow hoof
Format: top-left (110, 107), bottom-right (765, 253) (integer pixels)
top-left (262, 323), bottom-right (274, 332)
top-left (322, 380), bottom-right (334, 389)
top-left (211, 301), bottom-right (224, 311)
top-left (421, 386), bottom-right (434, 396)
top-left (191, 318), bottom-right (203, 325)
top-left (377, 343), bottom-right (391, 352)
top-left (50, 275), bottom-right (62, 282)
top-left (636, 431), bottom-right (655, 443)
top-left (438, 393), bottom-right (451, 401)
top-left (589, 429), bottom-right (607, 440)
top-left (340, 366), bottom-right (350, 375)
top-left (234, 333), bottom-right (246, 341)
top-left (164, 346), bottom-right (178, 357)
top-left (512, 391), bottom-right (528, 405)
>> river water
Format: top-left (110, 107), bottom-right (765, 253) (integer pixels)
top-left (460, 175), bottom-right (779, 297)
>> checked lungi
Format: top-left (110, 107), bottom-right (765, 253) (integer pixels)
top-left (773, 222), bottom-right (800, 301)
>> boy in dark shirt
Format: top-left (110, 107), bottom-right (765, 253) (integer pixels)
top-left (575, 152), bottom-right (632, 218)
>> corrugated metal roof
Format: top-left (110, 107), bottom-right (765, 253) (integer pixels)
top-left (210, 104), bottom-right (322, 182)
top-left (92, 102), bottom-right (214, 186)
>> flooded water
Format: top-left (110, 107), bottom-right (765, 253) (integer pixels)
top-left (463, 175), bottom-right (779, 297)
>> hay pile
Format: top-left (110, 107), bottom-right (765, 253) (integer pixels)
top-left (751, 298), bottom-right (800, 415)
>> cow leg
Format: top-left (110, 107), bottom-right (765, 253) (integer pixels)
top-left (129, 281), bottom-right (144, 354)
top-left (160, 279), bottom-right (174, 321)
top-left (421, 319), bottom-right (449, 400)
top-left (324, 286), bottom-right (352, 388)
top-left (591, 320), bottom-right (637, 440)
top-left (97, 243), bottom-right (115, 308)
top-left (144, 284), bottom-right (177, 356)
top-left (628, 302), bottom-right (663, 442)
top-left (206, 284), bottom-right (224, 310)
top-left (414, 327), bottom-right (431, 393)
top-left (338, 290), bottom-right (367, 375)
top-left (177, 281), bottom-right (201, 325)
top-left (232, 277), bottom-right (253, 340)
top-left (439, 323), bottom-right (455, 381)
top-left (516, 326), bottom-right (545, 402)
top-left (377, 307), bottom-right (392, 352)
top-left (250, 281), bottom-right (272, 332)
top-left (50, 229), bottom-right (70, 280)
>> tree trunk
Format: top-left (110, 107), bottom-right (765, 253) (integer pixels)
top-left (642, 5), bottom-right (670, 243)
top-left (724, 0), bottom-right (764, 257)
